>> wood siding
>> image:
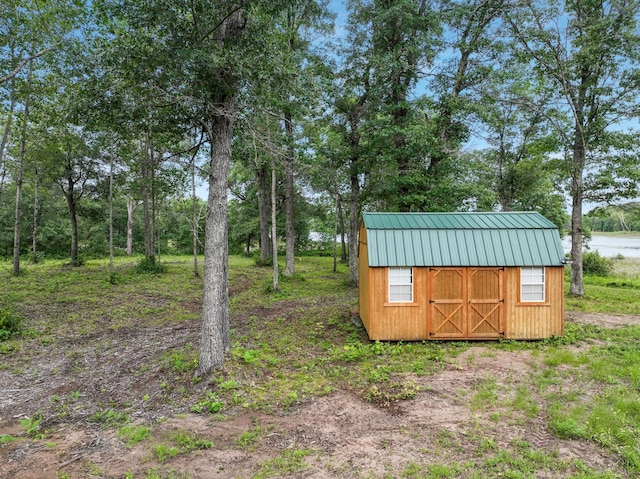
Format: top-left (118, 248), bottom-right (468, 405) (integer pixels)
top-left (504, 266), bottom-right (564, 339)
top-left (358, 225), bottom-right (371, 333)
top-left (365, 266), bottom-right (428, 340)
top-left (359, 263), bottom-right (564, 341)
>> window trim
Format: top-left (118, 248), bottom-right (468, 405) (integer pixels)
top-left (388, 267), bottom-right (414, 303)
top-left (519, 266), bottom-right (546, 303)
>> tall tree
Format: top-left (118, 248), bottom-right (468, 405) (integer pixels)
top-left (98, 0), bottom-right (303, 375)
top-left (49, 127), bottom-right (100, 266)
top-left (12, 62), bottom-right (32, 275)
top-left (276, 1), bottom-right (333, 276)
top-left (349, 0), bottom-right (442, 211)
top-left (508, 0), bottom-right (640, 295)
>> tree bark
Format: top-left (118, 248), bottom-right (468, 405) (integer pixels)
top-left (348, 170), bottom-right (360, 286)
top-left (13, 63), bottom-right (32, 275)
top-left (64, 172), bottom-right (80, 266)
top-left (0, 76), bottom-right (16, 198)
top-left (333, 195), bottom-right (339, 273)
top-left (256, 163), bottom-right (271, 263)
top-left (196, 109), bottom-right (233, 377)
top-left (271, 161), bottom-right (280, 292)
top-left (569, 123), bottom-right (585, 296)
top-left (126, 199), bottom-right (136, 255)
top-left (192, 159), bottom-right (200, 277)
top-left (283, 110), bottom-right (295, 276)
top-left (142, 134), bottom-right (155, 262)
top-left (195, 5), bottom-right (246, 377)
top-left (338, 196), bottom-right (346, 262)
top-left (109, 149), bottom-right (114, 277)
top-left (32, 167), bottom-right (39, 258)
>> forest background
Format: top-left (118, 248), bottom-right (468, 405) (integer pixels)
top-left (1, 0), bottom-right (640, 372)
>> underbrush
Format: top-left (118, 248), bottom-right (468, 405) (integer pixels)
top-left (2, 254), bottom-right (640, 476)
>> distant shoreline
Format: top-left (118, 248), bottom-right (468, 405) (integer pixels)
top-left (589, 231), bottom-right (640, 237)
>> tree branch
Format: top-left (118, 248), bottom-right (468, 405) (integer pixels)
top-left (0, 47), bottom-right (53, 85)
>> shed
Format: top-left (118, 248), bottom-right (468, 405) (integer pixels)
top-left (358, 211), bottom-right (566, 341)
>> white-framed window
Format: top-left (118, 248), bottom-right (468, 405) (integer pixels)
top-left (521, 267), bottom-right (545, 302)
top-left (389, 267), bottom-right (413, 303)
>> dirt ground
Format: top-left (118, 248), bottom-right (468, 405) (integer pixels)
top-left (1, 311), bottom-right (639, 479)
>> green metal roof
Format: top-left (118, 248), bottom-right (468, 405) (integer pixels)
top-left (362, 212), bottom-right (565, 267)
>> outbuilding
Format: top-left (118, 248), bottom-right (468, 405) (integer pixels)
top-left (358, 212), bottom-right (566, 341)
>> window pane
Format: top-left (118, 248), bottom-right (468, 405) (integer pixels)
top-left (390, 285), bottom-right (412, 295)
top-left (389, 267), bottom-right (412, 279)
top-left (390, 292), bottom-right (413, 302)
top-left (521, 267), bottom-right (545, 302)
top-left (389, 267), bottom-right (413, 302)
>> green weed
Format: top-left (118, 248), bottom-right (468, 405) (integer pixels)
top-left (117, 424), bottom-right (151, 446)
top-left (0, 308), bottom-right (23, 341)
top-left (512, 385), bottom-right (539, 418)
top-left (470, 375), bottom-right (498, 410)
top-left (88, 409), bottom-right (130, 428)
top-left (19, 415), bottom-right (44, 439)
top-left (363, 381), bottom-right (419, 404)
top-left (190, 392), bottom-right (224, 414)
top-left (235, 421), bottom-right (265, 450)
top-left (153, 444), bottom-right (181, 463)
top-left (1, 434), bottom-right (20, 444)
top-left (254, 448), bottom-right (312, 479)
top-left (170, 430), bottom-right (213, 452)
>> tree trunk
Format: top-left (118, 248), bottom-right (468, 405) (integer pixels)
top-left (569, 124), bottom-right (585, 296)
top-left (65, 179), bottom-right (79, 266)
top-left (338, 196), bottom-right (346, 262)
top-left (333, 195), bottom-right (339, 273)
top-left (32, 167), bottom-right (39, 258)
top-left (109, 150), bottom-right (114, 277)
top-left (256, 163), bottom-right (271, 263)
top-left (13, 63), bottom-right (31, 276)
top-left (348, 170), bottom-right (360, 286)
top-left (0, 76), bottom-right (16, 199)
top-left (196, 110), bottom-right (233, 377)
top-left (142, 134), bottom-right (155, 262)
top-left (151, 142), bottom-right (158, 262)
top-left (271, 161), bottom-right (280, 292)
top-left (126, 199), bottom-right (136, 255)
top-left (192, 159), bottom-right (200, 277)
top-left (195, 5), bottom-right (245, 377)
top-left (283, 110), bottom-right (295, 276)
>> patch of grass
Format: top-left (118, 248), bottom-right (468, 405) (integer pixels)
top-left (88, 408), bottom-right (130, 429)
top-left (512, 385), bottom-right (539, 418)
top-left (190, 391), bottom-right (224, 414)
top-left (144, 467), bottom-right (190, 479)
top-left (165, 347), bottom-right (198, 374)
top-left (544, 348), bottom-right (589, 367)
top-left (19, 414), bottom-right (44, 439)
top-left (565, 275), bottom-right (640, 314)
top-left (254, 448), bottom-right (312, 479)
top-left (0, 308), bottom-right (23, 341)
top-left (117, 424), bottom-right (151, 446)
top-left (401, 460), bottom-right (464, 478)
top-left (170, 429), bottom-right (213, 452)
top-left (1, 434), bottom-right (20, 444)
top-left (363, 380), bottom-right (419, 404)
top-left (235, 421), bottom-right (266, 450)
top-left (151, 430), bottom-right (213, 464)
top-left (470, 374), bottom-right (498, 410)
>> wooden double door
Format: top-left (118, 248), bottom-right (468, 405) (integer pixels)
top-left (429, 268), bottom-right (504, 339)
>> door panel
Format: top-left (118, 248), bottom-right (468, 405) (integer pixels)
top-left (468, 269), bottom-right (504, 338)
top-left (428, 268), bottom-right (504, 339)
top-left (430, 269), bottom-right (466, 338)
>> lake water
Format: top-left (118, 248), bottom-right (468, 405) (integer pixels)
top-left (563, 234), bottom-right (640, 258)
